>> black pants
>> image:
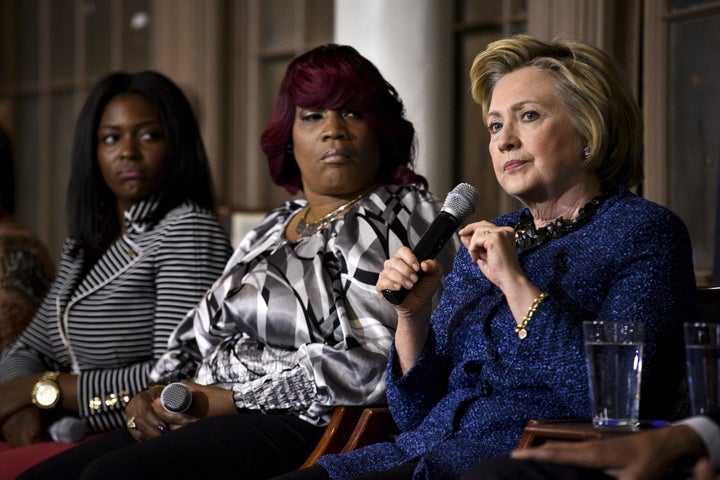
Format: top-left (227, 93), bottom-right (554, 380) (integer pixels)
top-left (18, 413), bottom-right (324, 480)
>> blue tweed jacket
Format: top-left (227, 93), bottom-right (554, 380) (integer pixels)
top-left (318, 187), bottom-right (696, 479)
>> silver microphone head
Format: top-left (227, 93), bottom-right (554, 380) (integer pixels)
top-left (441, 183), bottom-right (479, 222)
top-left (161, 382), bottom-right (192, 414)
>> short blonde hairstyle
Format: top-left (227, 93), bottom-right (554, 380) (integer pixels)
top-left (470, 34), bottom-right (642, 189)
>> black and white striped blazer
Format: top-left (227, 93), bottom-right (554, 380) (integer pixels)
top-left (0, 197), bottom-right (232, 432)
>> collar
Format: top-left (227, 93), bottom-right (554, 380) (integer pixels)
top-left (123, 192), bottom-right (164, 234)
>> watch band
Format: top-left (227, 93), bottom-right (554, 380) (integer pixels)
top-left (39, 371), bottom-right (60, 382)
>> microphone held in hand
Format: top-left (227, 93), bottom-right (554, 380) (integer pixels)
top-left (382, 183), bottom-right (479, 305)
top-left (160, 382), bottom-right (193, 414)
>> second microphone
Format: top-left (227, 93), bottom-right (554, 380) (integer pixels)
top-left (160, 382), bottom-right (193, 414)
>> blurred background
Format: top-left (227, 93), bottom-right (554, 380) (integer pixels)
top-left (0, 0), bottom-right (718, 285)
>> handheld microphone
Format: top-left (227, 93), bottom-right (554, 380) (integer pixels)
top-left (160, 382), bottom-right (193, 414)
top-left (382, 183), bottom-right (479, 305)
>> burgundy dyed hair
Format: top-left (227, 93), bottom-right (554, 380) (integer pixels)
top-left (260, 44), bottom-right (426, 194)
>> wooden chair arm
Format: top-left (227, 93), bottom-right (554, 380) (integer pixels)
top-left (341, 407), bottom-right (399, 452)
top-left (300, 406), bottom-right (364, 468)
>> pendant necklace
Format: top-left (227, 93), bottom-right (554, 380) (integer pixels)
top-left (296, 184), bottom-right (378, 237)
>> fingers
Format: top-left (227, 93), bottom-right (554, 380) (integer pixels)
top-left (511, 441), bottom-right (608, 469)
top-left (376, 246), bottom-right (420, 294)
top-left (459, 222), bottom-right (501, 259)
top-left (2, 407), bottom-right (43, 447)
top-left (458, 221), bottom-right (498, 241)
top-left (125, 387), bottom-right (170, 442)
top-left (692, 457), bottom-right (718, 480)
top-left (126, 411), bottom-right (170, 442)
top-left (151, 399), bottom-right (198, 426)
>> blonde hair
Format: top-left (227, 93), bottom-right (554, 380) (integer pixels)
top-left (470, 34), bottom-right (642, 189)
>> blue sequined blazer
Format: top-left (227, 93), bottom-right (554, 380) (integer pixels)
top-left (318, 187), bottom-right (696, 479)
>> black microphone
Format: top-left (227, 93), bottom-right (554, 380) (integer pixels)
top-left (382, 183), bottom-right (479, 305)
top-left (160, 382), bottom-right (193, 414)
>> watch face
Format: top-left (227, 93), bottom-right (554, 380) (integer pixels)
top-left (35, 383), bottom-right (59, 407)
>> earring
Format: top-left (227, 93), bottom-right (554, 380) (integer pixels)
top-left (286, 143), bottom-right (293, 153)
top-left (583, 146), bottom-right (591, 159)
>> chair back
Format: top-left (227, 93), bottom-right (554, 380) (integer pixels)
top-left (697, 286), bottom-right (720, 323)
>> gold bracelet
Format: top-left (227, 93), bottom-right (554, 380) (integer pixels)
top-left (515, 292), bottom-right (548, 340)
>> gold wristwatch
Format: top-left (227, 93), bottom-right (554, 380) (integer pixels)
top-left (31, 371), bottom-right (61, 409)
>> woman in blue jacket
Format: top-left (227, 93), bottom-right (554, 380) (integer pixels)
top-left (281, 34), bottom-right (696, 480)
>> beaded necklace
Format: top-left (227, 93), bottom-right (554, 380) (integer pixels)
top-left (511, 192), bottom-right (608, 251)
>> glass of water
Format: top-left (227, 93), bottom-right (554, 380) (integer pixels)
top-left (683, 322), bottom-right (720, 415)
top-left (582, 320), bottom-right (644, 429)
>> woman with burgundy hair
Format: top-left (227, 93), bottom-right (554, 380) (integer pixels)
top-left (19, 44), bottom-right (456, 480)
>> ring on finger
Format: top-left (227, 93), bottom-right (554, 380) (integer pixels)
top-left (483, 230), bottom-right (490, 235)
top-left (126, 416), bottom-right (137, 430)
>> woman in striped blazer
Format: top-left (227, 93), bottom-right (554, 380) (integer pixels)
top-left (0, 71), bottom-right (232, 475)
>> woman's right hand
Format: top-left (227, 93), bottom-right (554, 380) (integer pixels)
top-left (1, 406), bottom-right (43, 447)
top-left (0, 376), bottom-right (39, 424)
top-left (376, 246), bottom-right (443, 318)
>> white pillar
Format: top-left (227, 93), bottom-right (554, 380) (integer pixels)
top-left (334, 0), bottom-right (454, 196)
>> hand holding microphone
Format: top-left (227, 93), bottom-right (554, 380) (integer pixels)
top-left (382, 183), bottom-right (479, 305)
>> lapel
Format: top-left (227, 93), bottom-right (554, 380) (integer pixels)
top-left (67, 235), bottom-right (143, 303)
top-left (60, 194), bottom-right (161, 312)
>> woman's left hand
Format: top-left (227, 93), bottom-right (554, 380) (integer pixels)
top-left (458, 221), bottom-right (521, 290)
top-left (459, 221), bottom-right (546, 327)
top-left (0, 376), bottom-right (39, 424)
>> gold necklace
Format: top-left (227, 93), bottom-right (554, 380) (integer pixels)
top-left (296, 184), bottom-right (378, 237)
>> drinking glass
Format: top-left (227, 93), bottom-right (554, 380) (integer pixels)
top-left (583, 320), bottom-right (644, 429)
top-left (684, 322), bottom-right (720, 415)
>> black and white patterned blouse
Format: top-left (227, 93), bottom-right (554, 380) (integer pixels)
top-left (0, 195), bottom-right (233, 432)
top-left (151, 185), bottom-right (458, 426)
